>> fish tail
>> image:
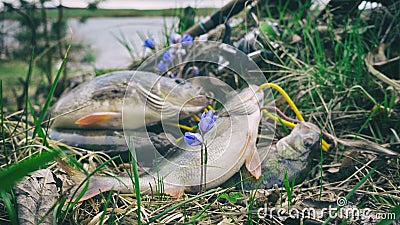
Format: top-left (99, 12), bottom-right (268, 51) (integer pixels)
top-left (65, 170), bottom-right (179, 201)
top-left (137, 175), bottom-right (185, 198)
top-left (57, 158), bottom-right (98, 202)
top-left (67, 173), bottom-right (137, 202)
top-left (57, 158), bottom-right (127, 202)
top-left (59, 157), bottom-right (184, 201)
top-left (72, 175), bottom-right (184, 201)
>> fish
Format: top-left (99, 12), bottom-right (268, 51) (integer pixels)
top-left (50, 71), bottom-right (208, 130)
top-left (49, 129), bottom-right (175, 166)
top-left (225, 121), bottom-right (321, 190)
top-left (66, 85), bottom-right (265, 201)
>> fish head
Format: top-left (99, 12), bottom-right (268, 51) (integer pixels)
top-left (218, 84), bottom-right (264, 117)
top-left (276, 122), bottom-right (321, 159)
top-left (292, 122), bottom-right (321, 150)
top-left (141, 76), bottom-right (208, 116)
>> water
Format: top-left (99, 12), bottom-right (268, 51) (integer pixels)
top-left (68, 17), bottom-right (177, 69)
top-left (4, 0), bottom-right (228, 10)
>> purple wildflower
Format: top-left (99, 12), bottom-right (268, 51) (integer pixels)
top-left (198, 110), bottom-right (217, 133)
top-left (157, 61), bottom-right (168, 72)
top-left (143, 37), bottom-right (155, 49)
top-left (184, 132), bottom-right (203, 146)
top-left (169, 33), bottom-right (182, 44)
top-left (162, 50), bottom-right (173, 62)
top-left (193, 66), bottom-right (200, 76)
top-left (181, 33), bottom-right (193, 46)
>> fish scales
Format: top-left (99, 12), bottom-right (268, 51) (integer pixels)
top-left (158, 114), bottom-right (251, 188)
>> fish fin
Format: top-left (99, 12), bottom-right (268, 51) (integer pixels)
top-left (68, 172), bottom-right (123, 203)
top-left (164, 188), bottom-right (185, 198)
top-left (71, 176), bottom-right (116, 203)
top-left (57, 158), bottom-right (115, 202)
top-left (245, 146), bottom-right (262, 180)
top-left (75, 112), bottom-right (120, 126)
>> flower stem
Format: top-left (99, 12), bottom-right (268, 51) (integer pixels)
top-left (199, 131), bottom-right (208, 193)
top-left (204, 144), bottom-right (207, 192)
top-left (200, 144), bottom-right (204, 192)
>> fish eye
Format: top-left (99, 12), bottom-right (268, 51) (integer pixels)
top-left (175, 79), bottom-right (185, 85)
top-left (303, 138), bottom-right (314, 148)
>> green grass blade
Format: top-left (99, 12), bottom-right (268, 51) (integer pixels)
top-left (32, 45), bottom-right (71, 138)
top-left (99, 191), bottom-right (113, 225)
top-left (355, 104), bottom-right (380, 138)
top-left (278, 117), bottom-right (290, 134)
top-left (189, 199), bottom-right (214, 222)
top-left (350, 85), bottom-right (378, 105)
top-left (0, 80), bottom-right (7, 164)
top-left (283, 170), bottom-right (293, 207)
top-left (145, 188), bottom-right (221, 224)
top-left (128, 138), bottom-right (142, 225)
top-left (53, 196), bottom-right (67, 225)
top-left (0, 150), bottom-right (60, 191)
top-left (247, 170), bottom-right (272, 224)
top-left (0, 190), bottom-right (18, 225)
top-left (113, 32), bottom-right (134, 59)
top-left (28, 98), bottom-right (46, 141)
top-left (319, 136), bottom-right (324, 199)
top-left (25, 47), bottom-right (35, 145)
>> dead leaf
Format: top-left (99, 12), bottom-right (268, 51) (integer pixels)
top-left (13, 169), bottom-right (61, 225)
